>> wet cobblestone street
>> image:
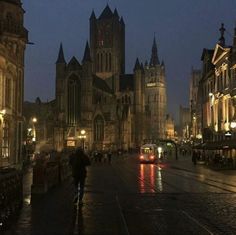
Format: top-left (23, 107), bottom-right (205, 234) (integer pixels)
top-left (4, 155), bottom-right (236, 235)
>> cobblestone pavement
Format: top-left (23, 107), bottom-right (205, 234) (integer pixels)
top-left (4, 155), bottom-right (236, 235)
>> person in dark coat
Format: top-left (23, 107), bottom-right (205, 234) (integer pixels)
top-left (107, 150), bottom-right (112, 164)
top-left (69, 147), bottom-right (91, 204)
top-left (192, 150), bottom-right (197, 165)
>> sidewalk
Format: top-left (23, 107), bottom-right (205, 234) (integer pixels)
top-left (4, 161), bottom-right (128, 235)
top-left (166, 155), bottom-right (236, 176)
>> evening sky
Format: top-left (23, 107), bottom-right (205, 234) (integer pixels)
top-left (22, 0), bottom-right (236, 122)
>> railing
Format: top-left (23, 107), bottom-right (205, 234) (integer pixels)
top-left (31, 152), bottom-right (71, 194)
top-left (0, 167), bottom-right (23, 232)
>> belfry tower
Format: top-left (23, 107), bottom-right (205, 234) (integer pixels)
top-left (144, 37), bottom-right (167, 139)
top-left (89, 4), bottom-right (125, 93)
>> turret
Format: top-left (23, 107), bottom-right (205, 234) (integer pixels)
top-left (82, 41), bottom-right (92, 76)
top-left (134, 58), bottom-right (143, 108)
top-left (114, 8), bottom-right (119, 19)
top-left (56, 43), bottom-right (66, 79)
top-left (149, 36), bottom-right (160, 67)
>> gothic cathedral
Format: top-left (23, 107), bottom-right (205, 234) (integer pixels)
top-left (54, 5), bottom-right (167, 151)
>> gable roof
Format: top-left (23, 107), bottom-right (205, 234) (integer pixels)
top-left (67, 56), bottom-right (81, 70)
top-left (93, 75), bottom-right (113, 94)
top-left (212, 44), bottom-right (231, 65)
top-left (2, 0), bottom-right (22, 6)
top-left (99, 5), bottom-right (113, 19)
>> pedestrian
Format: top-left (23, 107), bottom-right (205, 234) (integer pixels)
top-left (69, 147), bottom-right (91, 205)
top-left (107, 150), bottom-right (112, 164)
top-left (98, 151), bottom-right (103, 163)
top-left (192, 150), bottom-right (197, 165)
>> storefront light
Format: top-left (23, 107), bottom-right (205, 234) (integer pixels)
top-left (230, 120), bottom-right (236, 129)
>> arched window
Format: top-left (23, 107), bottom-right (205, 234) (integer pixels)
top-left (125, 95), bottom-right (128, 103)
top-left (122, 97), bottom-right (124, 104)
top-left (5, 77), bottom-right (11, 108)
top-left (97, 53), bottom-right (100, 71)
top-left (94, 115), bottom-right (104, 141)
top-left (2, 120), bottom-right (10, 158)
top-left (6, 12), bottom-right (13, 30)
top-left (105, 53), bottom-right (108, 71)
top-left (109, 53), bottom-right (112, 71)
top-left (101, 53), bottom-right (103, 72)
top-left (67, 75), bottom-right (81, 125)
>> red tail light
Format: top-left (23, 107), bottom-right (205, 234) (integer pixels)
top-left (140, 155), bottom-right (144, 160)
top-left (149, 155), bottom-right (155, 159)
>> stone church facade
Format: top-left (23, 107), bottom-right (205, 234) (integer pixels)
top-left (0, 0), bottom-right (28, 166)
top-left (54, 5), bottom-right (167, 151)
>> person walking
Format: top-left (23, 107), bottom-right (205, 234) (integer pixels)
top-left (107, 150), bottom-right (112, 164)
top-left (69, 147), bottom-right (91, 205)
top-left (192, 150), bottom-right (197, 165)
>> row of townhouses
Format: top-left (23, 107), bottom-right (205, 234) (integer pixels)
top-left (190, 23), bottom-right (236, 163)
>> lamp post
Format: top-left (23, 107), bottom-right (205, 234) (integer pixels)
top-left (0, 109), bottom-right (6, 167)
top-left (78, 129), bottom-right (86, 150)
top-left (32, 117), bottom-right (37, 142)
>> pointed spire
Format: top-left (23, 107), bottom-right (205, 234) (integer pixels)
top-left (99, 4), bottom-right (113, 19)
top-left (140, 63), bottom-right (144, 72)
top-left (120, 16), bottom-right (125, 26)
top-left (90, 10), bottom-right (96, 20)
top-left (114, 8), bottom-right (119, 18)
top-left (149, 36), bottom-right (160, 66)
top-left (82, 41), bottom-right (92, 63)
top-left (218, 23), bottom-right (225, 46)
top-left (145, 60), bottom-right (148, 67)
top-left (134, 58), bottom-right (141, 71)
top-left (56, 43), bottom-right (66, 64)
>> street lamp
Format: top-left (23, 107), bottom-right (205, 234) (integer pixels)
top-left (78, 129), bottom-right (86, 150)
top-left (32, 117), bottom-right (37, 142)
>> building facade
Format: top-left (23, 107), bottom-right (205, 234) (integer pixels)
top-left (198, 23), bottom-right (236, 164)
top-left (0, 0), bottom-right (28, 167)
top-left (189, 68), bottom-right (202, 141)
top-left (165, 114), bottom-right (175, 140)
top-left (178, 105), bottom-right (191, 141)
top-left (53, 5), bottom-right (167, 151)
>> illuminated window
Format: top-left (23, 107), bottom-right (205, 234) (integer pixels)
top-left (94, 115), bottom-right (104, 141)
top-left (5, 77), bottom-right (11, 107)
top-left (2, 120), bottom-right (9, 158)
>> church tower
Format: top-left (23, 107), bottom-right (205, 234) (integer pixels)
top-left (0, 0), bottom-right (28, 166)
top-left (90, 5), bottom-right (125, 93)
top-left (144, 37), bottom-right (167, 139)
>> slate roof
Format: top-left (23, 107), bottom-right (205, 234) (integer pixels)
top-left (93, 75), bottom-right (113, 94)
top-left (2, 0), bottom-right (21, 6)
top-left (99, 5), bottom-right (113, 19)
top-left (119, 74), bottom-right (134, 92)
top-left (67, 56), bottom-right (81, 70)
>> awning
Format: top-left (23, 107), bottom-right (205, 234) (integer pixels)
top-left (193, 140), bottom-right (236, 150)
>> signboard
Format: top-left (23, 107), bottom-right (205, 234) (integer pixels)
top-left (67, 140), bottom-right (75, 147)
top-left (146, 82), bottom-right (157, 87)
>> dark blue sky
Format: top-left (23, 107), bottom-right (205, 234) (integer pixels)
top-left (22, 0), bottom-right (236, 122)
